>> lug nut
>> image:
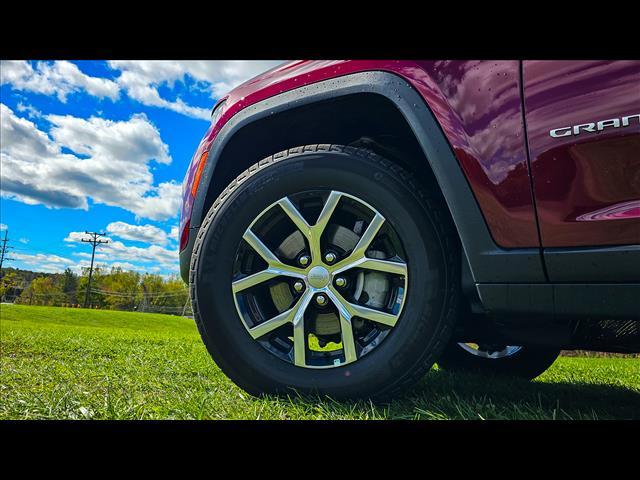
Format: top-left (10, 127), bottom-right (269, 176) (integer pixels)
top-left (335, 277), bottom-right (347, 288)
top-left (315, 294), bottom-right (328, 306)
top-left (298, 255), bottom-right (310, 267)
top-left (324, 252), bottom-right (336, 264)
top-left (293, 281), bottom-right (304, 293)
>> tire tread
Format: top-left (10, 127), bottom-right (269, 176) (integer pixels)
top-left (189, 144), bottom-right (460, 400)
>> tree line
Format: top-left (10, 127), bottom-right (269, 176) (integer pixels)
top-left (0, 266), bottom-right (190, 315)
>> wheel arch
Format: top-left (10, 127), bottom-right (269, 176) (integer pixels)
top-left (184, 71), bottom-right (545, 285)
top-left (200, 92), bottom-right (440, 221)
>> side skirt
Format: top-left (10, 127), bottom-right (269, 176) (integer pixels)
top-left (476, 283), bottom-right (640, 320)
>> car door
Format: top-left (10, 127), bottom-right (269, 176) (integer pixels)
top-left (522, 60), bottom-right (640, 281)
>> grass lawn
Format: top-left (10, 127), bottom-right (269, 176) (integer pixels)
top-left (1, 304), bottom-right (638, 420)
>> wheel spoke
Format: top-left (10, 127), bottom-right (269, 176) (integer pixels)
top-left (339, 313), bottom-right (358, 364)
top-left (278, 193), bottom-right (343, 264)
top-left (332, 256), bottom-right (408, 277)
top-left (243, 229), bottom-right (281, 265)
top-left (248, 306), bottom-right (295, 339)
top-left (358, 258), bottom-right (407, 276)
top-left (309, 191), bottom-right (342, 261)
top-left (278, 198), bottom-right (312, 241)
top-left (312, 191), bottom-right (342, 238)
top-left (292, 290), bottom-right (314, 367)
top-left (325, 288), bottom-right (358, 364)
top-left (232, 269), bottom-right (279, 294)
top-left (248, 289), bottom-right (313, 341)
top-left (347, 302), bottom-right (399, 327)
top-left (232, 266), bottom-right (305, 293)
top-left (240, 229), bottom-right (306, 291)
top-left (328, 286), bottom-right (399, 328)
top-left (330, 213), bottom-right (386, 273)
top-left (236, 243), bottom-right (306, 293)
top-left (352, 212), bottom-right (385, 259)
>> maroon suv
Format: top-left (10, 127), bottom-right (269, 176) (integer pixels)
top-left (179, 60), bottom-right (640, 399)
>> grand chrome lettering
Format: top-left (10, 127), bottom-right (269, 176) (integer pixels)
top-left (549, 114), bottom-right (640, 138)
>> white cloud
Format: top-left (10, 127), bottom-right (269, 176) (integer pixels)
top-left (107, 60), bottom-right (283, 120)
top-left (65, 231), bottom-right (179, 272)
top-left (106, 221), bottom-right (169, 245)
top-left (0, 223), bottom-right (7, 231)
top-left (12, 248), bottom-right (157, 275)
top-left (0, 60), bottom-right (120, 102)
top-left (101, 261), bottom-right (140, 271)
top-left (1, 103), bottom-right (181, 220)
top-left (46, 112), bottom-right (171, 165)
top-left (19, 238), bottom-right (29, 244)
top-left (38, 264), bottom-right (71, 274)
top-left (15, 102), bottom-right (42, 119)
top-left (12, 252), bottom-right (76, 272)
top-left (2, 61), bottom-right (284, 121)
top-left (169, 225), bottom-right (179, 242)
top-left (64, 231), bottom-right (98, 243)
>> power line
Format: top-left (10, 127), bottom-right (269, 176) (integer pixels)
top-left (10, 245), bottom-right (79, 257)
top-left (89, 288), bottom-right (187, 297)
top-left (81, 231), bottom-right (109, 308)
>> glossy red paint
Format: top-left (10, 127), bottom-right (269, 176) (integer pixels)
top-left (523, 60), bottom-right (640, 247)
top-left (410, 61), bottom-right (538, 248)
top-left (181, 60), bottom-right (542, 249)
top-left (180, 122), bottom-right (214, 247)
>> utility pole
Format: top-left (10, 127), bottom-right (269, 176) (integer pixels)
top-left (0, 229), bottom-right (15, 279)
top-left (140, 283), bottom-right (148, 312)
top-left (81, 231), bottom-right (109, 308)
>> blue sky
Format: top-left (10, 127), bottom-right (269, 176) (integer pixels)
top-left (0, 60), bottom-right (282, 276)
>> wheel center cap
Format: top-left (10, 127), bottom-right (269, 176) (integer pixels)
top-left (307, 266), bottom-right (330, 289)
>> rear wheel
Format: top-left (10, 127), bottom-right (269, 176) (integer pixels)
top-left (437, 340), bottom-right (560, 379)
top-left (190, 145), bottom-right (461, 399)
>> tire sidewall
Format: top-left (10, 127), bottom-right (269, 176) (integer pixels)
top-left (193, 150), bottom-right (456, 398)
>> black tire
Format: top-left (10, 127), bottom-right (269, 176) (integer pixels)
top-left (190, 144), bottom-right (461, 400)
top-left (437, 341), bottom-right (560, 380)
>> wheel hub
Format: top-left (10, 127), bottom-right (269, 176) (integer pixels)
top-left (307, 266), bottom-right (330, 289)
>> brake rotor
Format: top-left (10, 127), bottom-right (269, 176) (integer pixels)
top-left (354, 250), bottom-right (389, 309)
top-left (269, 281), bottom-right (294, 312)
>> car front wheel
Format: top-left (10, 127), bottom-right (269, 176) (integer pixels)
top-left (190, 145), bottom-right (461, 400)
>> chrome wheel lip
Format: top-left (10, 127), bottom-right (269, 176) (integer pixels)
top-left (457, 343), bottom-right (523, 359)
top-left (231, 190), bottom-right (409, 370)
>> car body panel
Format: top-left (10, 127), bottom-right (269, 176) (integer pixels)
top-left (181, 60), bottom-right (540, 250)
top-left (180, 60), bottom-right (640, 322)
top-left (523, 60), bottom-right (640, 248)
top-left (179, 71), bottom-right (549, 285)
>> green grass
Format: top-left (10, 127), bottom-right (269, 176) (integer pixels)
top-left (1, 304), bottom-right (638, 420)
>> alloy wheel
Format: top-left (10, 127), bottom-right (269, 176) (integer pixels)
top-left (231, 190), bottom-right (408, 369)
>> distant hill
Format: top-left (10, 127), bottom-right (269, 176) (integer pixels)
top-left (1, 267), bottom-right (56, 284)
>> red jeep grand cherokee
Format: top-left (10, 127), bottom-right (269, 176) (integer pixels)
top-left (180, 60), bottom-right (640, 399)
